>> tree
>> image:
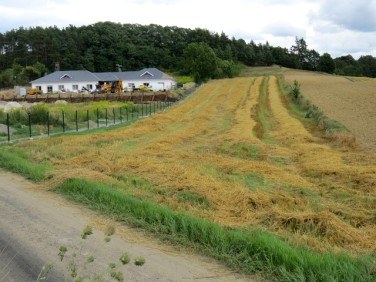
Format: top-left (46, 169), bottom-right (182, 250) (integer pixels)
top-left (318, 53), bottom-right (335, 73)
top-left (358, 55), bottom-right (376, 78)
top-left (183, 42), bottom-right (218, 83)
top-left (290, 37), bottom-right (308, 69)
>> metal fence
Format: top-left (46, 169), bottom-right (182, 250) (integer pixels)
top-left (0, 101), bottom-right (175, 142)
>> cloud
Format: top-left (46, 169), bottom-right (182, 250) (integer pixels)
top-left (263, 22), bottom-right (305, 37)
top-left (313, 0), bottom-right (376, 32)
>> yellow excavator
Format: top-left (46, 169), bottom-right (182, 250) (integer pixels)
top-left (93, 80), bottom-right (123, 94)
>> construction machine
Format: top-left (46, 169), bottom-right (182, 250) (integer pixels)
top-left (27, 88), bottom-right (43, 95)
top-left (93, 80), bottom-right (123, 94)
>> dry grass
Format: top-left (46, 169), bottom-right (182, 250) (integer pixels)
top-left (284, 70), bottom-right (376, 152)
top-left (12, 76), bottom-right (376, 258)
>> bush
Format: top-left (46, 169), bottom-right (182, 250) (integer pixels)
top-left (29, 104), bottom-right (49, 124)
top-left (289, 80), bottom-right (301, 101)
top-left (0, 108), bottom-right (5, 123)
top-left (9, 108), bottom-right (28, 125)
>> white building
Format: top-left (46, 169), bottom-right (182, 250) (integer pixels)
top-left (30, 68), bottom-right (176, 93)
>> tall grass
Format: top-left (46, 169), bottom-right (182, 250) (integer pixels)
top-left (0, 146), bottom-right (49, 181)
top-left (53, 178), bottom-right (375, 282)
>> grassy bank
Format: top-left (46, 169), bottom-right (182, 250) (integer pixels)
top-left (52, 178), bottom-right (374, 282)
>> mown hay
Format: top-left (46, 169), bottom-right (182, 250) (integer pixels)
top-left (11, 76), bottom-right (376, 256)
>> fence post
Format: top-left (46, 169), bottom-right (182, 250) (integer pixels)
top-left (154, 102), bottom-right (156, 115)
top-left (6, 113), bottom-right (10, 142)
top-left (141, 104), bottom-right (144, 117)
top-left (120, 107), bottom-right (123, 123)
top-left (47, 112), bottom-right (50, 136)
top-left (62, 111), bottom-right (65, 133)
top-left (105, 108), bottom-right (108, 126)
top-left (126, 107), bottom-right (129, 121)
top-left (149, 103), bottom-right (151, 116)
top-left (28, 113), bottom-right (32, 138)
top-left (87, 110), bottom-right (89, 129)
top-left (96, 108), bottom-right (99, 128)
top-left (113, 108), bottom-right (115, 124)
top-left (75, 110), bottom-right (78, 132)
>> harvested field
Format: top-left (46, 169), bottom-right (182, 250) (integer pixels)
top-left (6, 74), bottom-right (375, 263)
top-left (284, 70), bottom-right (376, 152)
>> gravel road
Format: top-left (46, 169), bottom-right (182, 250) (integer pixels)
top-left (0, 170), bottom-right (255, 282)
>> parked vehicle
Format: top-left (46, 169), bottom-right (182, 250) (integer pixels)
top-left (27, 88), bottom-right (43, 95)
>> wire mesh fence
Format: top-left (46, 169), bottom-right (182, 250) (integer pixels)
top-left (0, 101), bottom-right (174, 142)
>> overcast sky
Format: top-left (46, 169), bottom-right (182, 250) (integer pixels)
top-left (1, 0), bottom-right (375, 59)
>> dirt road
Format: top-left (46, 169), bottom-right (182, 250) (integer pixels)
top-left (0, 170), bottom-right (254, 282)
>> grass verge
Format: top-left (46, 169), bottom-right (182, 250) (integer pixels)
top-left (53, 178), bottom-right (375, 282)
top-left (277, 77), bottom-right (356, 148)
top-left (0, 146), bottom-right (49, 181)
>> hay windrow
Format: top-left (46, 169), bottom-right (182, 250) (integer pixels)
top-left (10, 76), bottom-right (376, 257)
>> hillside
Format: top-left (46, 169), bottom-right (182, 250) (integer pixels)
top-left (284, 70), bottom-right (376, 152)
top-left (0, 70), bottom-right (375, 281)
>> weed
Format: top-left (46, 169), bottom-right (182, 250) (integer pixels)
top-left (134, 256), bottom-right (145, 266)
top-left (87, 256), bottom-right (95, 263)
top-left (110, 271), bottom-right (124, 282)
top-left (81, 225), bottom-right (93, 239)
top-left (104, 225), bottom-right (115, 236)
top-left (58, 245), bottom-right (68, 261)
top-left (119, 253), bottom-right (130, 265)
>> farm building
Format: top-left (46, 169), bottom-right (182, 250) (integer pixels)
top-left (30, 68), bottom-right (176, 94)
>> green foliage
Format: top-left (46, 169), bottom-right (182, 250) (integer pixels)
top-left (29, 104), bottom-right (49, 124)
top-left (318, 53), bottom-right (335, 73)
top-left (184, 42), bottom-right (218, 83)
top-left (58, 245), bottom-right (68, 261)
top-left (0, 148), bottom-right (49, 181)
top-left (53, 178), bottom-right (375, 281)
top-left (290, 80), bottom-right (301, 101)
top-left (0, 108), bottom-right (5, 123)
top-left (110, 271), bottom-right (124, 282)
top-left (81, 225), bottom-right (93, 239)
top-left (119, 253), bottom-right (130, 265)
top-left (8, 108), bottom-right (28, 126)
top-left (177, 191), bottom-right (211, 208)
top-left (134, 256), bottom-right (145, 266)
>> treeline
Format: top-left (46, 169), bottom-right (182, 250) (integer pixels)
top-left (0, 21), bottom-right (376, 86)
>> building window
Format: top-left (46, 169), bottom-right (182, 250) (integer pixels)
top-left (36, 86), bottom-right (42, 90)
top-left (72, 85), bottom-right (78, 90)
top-left (86, 84), bottom-right (93, 90)
top-left (128, 83), bottom-right (135, 88)
top-left (58, 85), bottom-right (65, 91)
top-left (47, 86), bottom-right (53, 92)
top-left (143, 83), bottom-right (150, 87)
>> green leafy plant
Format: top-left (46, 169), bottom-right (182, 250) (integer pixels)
top-left (134, 256), bottom-right (145, 266)
top-left (119, 252), bottom-right (130, 265)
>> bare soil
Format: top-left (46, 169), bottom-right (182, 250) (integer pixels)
top-left (0, 170), bottom-right (256, 282)
top-left (284, 70), bottom-right (376, 152)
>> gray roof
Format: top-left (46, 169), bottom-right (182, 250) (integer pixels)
top-left (31, 70), bottom-right (100, 83)
top-left (31, 68), bottom-right (175, 84)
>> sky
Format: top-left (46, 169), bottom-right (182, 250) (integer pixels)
top-left (0, 0), bottom-right (375, 59)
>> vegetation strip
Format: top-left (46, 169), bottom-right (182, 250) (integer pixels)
top-left (52, 178), bottom-right (374, 282)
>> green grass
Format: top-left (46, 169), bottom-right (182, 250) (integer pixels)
top-left (255, 76), bottom-right (274, 142)
top-left (177, 191), bottom-right (211, 209)
top-left (52, 178), bottom-right (375, 282)
top-left (0, 146), bottom-right (50, 181)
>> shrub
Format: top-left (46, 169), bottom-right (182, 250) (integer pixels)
top-left (9, 108), bottom-right (28, 125)
top-left (29, 104), bottom-right (49, 124)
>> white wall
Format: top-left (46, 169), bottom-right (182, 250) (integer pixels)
top-left (123, 79), bottom-right (176, 91)
top-left (33, 79), bottom-right (176, 93)
top-left (32, 81), bottom-right (97, 93)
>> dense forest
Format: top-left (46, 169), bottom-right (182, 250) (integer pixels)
top-left (1, 21), bottom-right (376, 87)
